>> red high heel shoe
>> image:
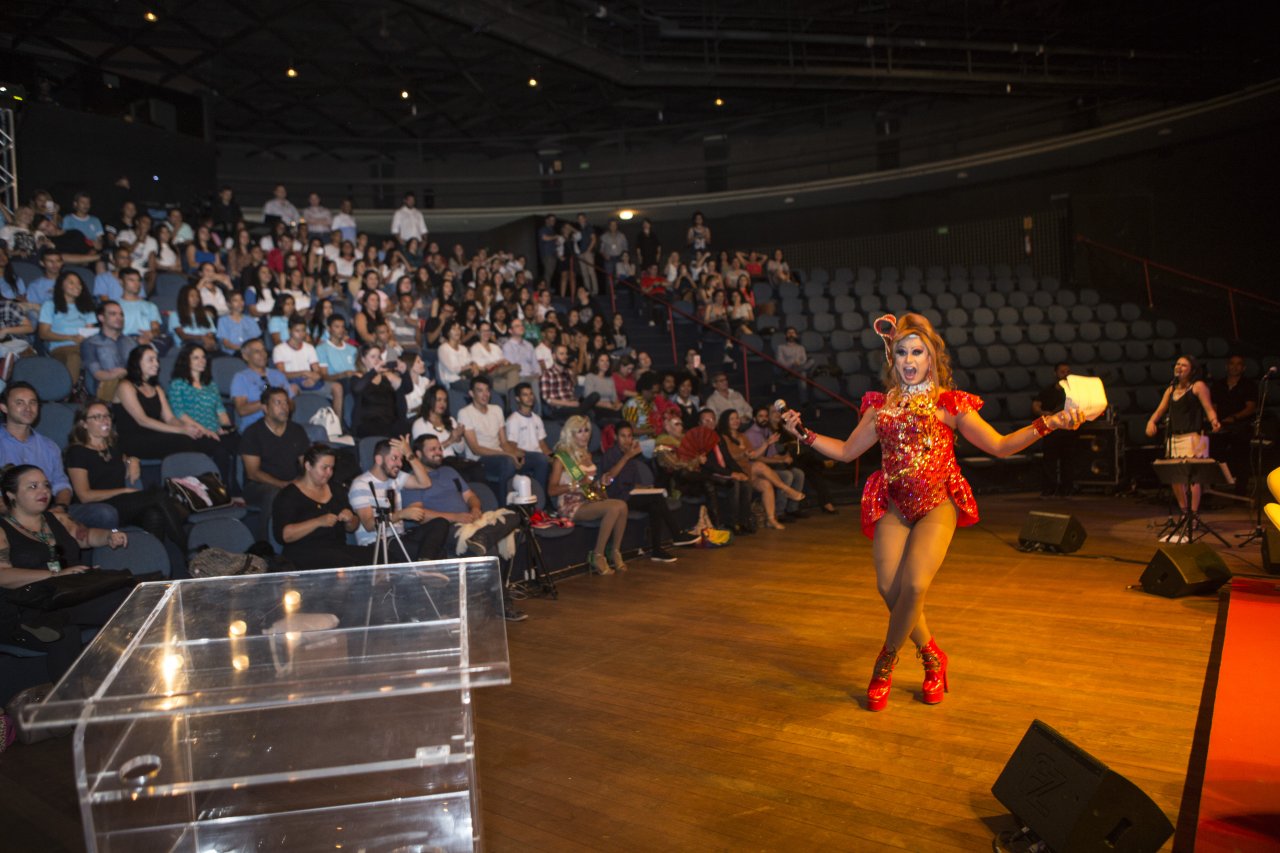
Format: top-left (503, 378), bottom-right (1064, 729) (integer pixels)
top-left (918, 637), bottom-right (949, 705)
top-left (866, 645), bottom-right (898, 711)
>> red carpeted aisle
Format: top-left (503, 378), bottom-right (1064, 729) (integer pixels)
top-left (1182, 578), bottom-right (1280, 852)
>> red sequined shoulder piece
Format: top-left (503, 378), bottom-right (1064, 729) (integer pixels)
top-left (860, 392), bottom-right (886, 416)
top-left (938, 389), bottom-right (983, 415)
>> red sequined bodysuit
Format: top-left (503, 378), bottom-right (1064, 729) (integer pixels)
top-left (859, 389), bottom-right (982, 539)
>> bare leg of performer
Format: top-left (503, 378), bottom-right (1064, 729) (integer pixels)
top-left (867, 501), bottom-right (956, 710)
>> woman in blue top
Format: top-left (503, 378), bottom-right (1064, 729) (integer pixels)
top-left (170, 284), bottom-right (218, 351)
top-left (183, 224), bottom-right (224, 274)
top-left (268, 292), bottom-right (297, 347)
top-left (216, 290), bottom-right (261, 355)
top-left (37, 270), bottom-right (97, 385)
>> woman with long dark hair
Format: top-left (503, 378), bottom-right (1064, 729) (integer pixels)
top-left (37, 270), bottom-right (96, 383)
top-left (780, 312), bottom-right (1083, 711)
top-left (716, 409), bottom-right (803, 530)
top-left (350, 344), bottom-right (410, 438)
top-left (167, 343), bottom-right (236, 442)
top-left (170, 283), bottom-right (218, 351)
top-left (64, 402), bottom-right (189, 548)
top-left (410, 385), bottom-right (484, 482)
top-left (353, 288), bottom-right (384, 347)
top-left (112, 345), bottom-right (231, 473)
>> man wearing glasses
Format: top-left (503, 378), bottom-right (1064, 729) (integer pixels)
top-left (231, 337), bottom-right (296, 431)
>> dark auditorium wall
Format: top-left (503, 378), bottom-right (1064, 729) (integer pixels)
top-left (696, 117), bottom-right (1277, 305)
top-left (17, 103), bottom-right (217, 214)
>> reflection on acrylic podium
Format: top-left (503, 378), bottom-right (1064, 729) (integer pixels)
top-left (21, 558), bottom-right (511, 853)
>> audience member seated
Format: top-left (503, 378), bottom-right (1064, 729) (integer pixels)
top-left (351, 343), bottom-right (412, 438)
top-left (0, 382), bottom-right (118, 529)
top-left (410, 386), bottom-right (484, 482)
top-left (459, 376), bottom-right (539, 498)
top-left (769, 405), bottom-right (836, 514)
top-left (503, 383), bottom-right (553, 488)
top-left (774, 327), bottom-right (813, 404)
top-left (0, 463), bottom-right (131, 679)
top-left (118, 266), bottom-right (167, 353)
top-left (744, 404), bottom-right (807, 520)
top-left (170, 284), bottom-right (219, 352)
top-left (113, 346), bottom-right (233, 481)
top-left (273, 313), bottom-right (333, 398)
top-left (599, 422), bottom-right (698, 562)
top-left (547, 415), bottom-right (631, 574)
top-left (64, 402), bottom-right (188, 548)
top-left (470, 321), bottom-right (520, 392)
top-left (271, 443), bottom-right (366, 569)
top-left (39, 269), bottom-right (98, 385)
top-left (718, 409), bottom-right (804, 530)
top-left (705, 371), bottom-right (752, 420)
top-left (230, 337), bottom-right (296, 431)
top-left (699, 410), bottom-right (755, 535)
top-left (621, 371), bottom-right (661, 447)
top-left (348, 436), bottom-right (449, 560)
top-left (216, 290), bottom-right (261, 356)
top-left (653, 408), bottom-right (725, 528)
top-left (583, 352), bottom-right (624, 423)
top-left (436, 319), bottom-right (479, 390)
top-left (80, 299), bottom-right (135, 402)
top-left (405, 434), bottom-right (525, 621)
top-left (539, 341), bottom-right (599, 420)
top-left (241, 386), bottom-right (311, 538)
top-left (167, 344), bottom-right (238, 449)
top-left (501, 317), bottom-right (541, 388)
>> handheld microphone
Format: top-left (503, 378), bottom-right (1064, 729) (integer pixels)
top-left (773, 399), bottom-right (812, 440)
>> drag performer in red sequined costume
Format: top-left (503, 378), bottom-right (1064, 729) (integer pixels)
top-left (781, 313), bottom-right (1083, 711)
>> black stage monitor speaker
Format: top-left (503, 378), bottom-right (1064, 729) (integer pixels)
top-left (992, 719), bottom-right (1174, 853)
top-left (1139, 543), bottom-right (1231, 598)
top-left (1018, 512), bottom-right (1087, 554)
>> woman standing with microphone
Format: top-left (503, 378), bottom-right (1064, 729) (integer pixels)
top-left (780, 313), bottom-right (1084, 712)
top-left (1145, 355), bottom-right (1220, 529)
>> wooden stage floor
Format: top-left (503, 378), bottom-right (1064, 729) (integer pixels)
top-left (2, 492), bottom-right (1267, 852)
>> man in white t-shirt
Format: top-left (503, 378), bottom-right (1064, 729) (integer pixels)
top-left (348, 435), bottom-right (449, 558)
top-left (273, 314), bottom-right (334, 398)
top-left (503, 383), bottom-right (552, 489)
top-left (391, 192), bottom-right (427, 243)
top-left (458, 375), bottom-right (537, 498)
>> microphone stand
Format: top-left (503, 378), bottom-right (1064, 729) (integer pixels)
top-left (1236, 374), bottom-right (1271, 547)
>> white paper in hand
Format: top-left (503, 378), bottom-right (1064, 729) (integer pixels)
top-left (1059, 375), bottom-right (1108, 421)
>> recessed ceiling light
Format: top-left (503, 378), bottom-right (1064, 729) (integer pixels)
top-left (286, 67), bottom-right (298, 78)
top-left (617, 209), bottom-right (635, 220)
top-left (528, 78), bottom-right (538, 88)
top-left (400, 90), bottom-right (409, 99)
top-left (714, 97), bottom-right (724, 107)
top-left (144, 10), bottom-right (158, 22)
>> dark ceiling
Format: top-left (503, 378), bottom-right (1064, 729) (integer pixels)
top-left (3, 0), bottom-right (1275, 161)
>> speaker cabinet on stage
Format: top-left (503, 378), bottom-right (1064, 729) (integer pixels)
top-left (1072, 424), bottom-right (1124, 487)
top-left (1139, 543), bottom-right (1231, 597)
top-left (992, 720), bottom-right (1173, 853)
top-left (1262, 527), bottom-right (1280, 575)
top-left (1018, 512), bottom-right (1087, 553)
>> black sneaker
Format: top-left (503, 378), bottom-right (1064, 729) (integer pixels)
top-left (672, 530), bottom-right (701, 547)
top-left (649, 548), bottom-right (678, 563)
top-left (504, 606), bottom-right (528, 622)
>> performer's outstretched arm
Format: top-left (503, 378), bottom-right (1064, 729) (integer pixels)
top-left (781, 406), bottom-right (878, 463)
top-left (953, 407), bottom-right (1083, 458)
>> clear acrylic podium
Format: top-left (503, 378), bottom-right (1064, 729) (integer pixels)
top-left (21, 558), bottom-right (511, 853)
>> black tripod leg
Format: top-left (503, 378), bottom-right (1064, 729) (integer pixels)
top-left (524, 528), bottom-right (558, 599)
